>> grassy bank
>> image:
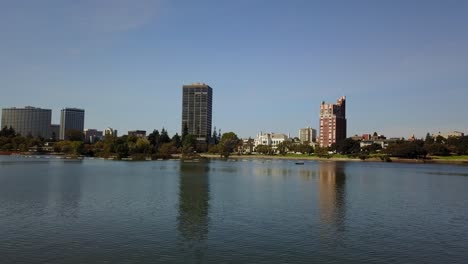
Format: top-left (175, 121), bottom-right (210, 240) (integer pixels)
top-left (199, 153), bottom-right (468, 165)
top-left (431, 155), bottom-right (468, 160)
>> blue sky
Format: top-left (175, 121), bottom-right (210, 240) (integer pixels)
top-left (1, 0), bottom-right (467, 139)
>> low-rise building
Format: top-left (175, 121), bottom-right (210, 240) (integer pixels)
top-left (360, 138), bottom-right (398, 150)
top-left (128, 130), bottom-right (147, 138)
top-left (104, 127), bottom-right (118, 137)
top-left (84, 129), bottom-right (103, 143)
top-left (352, 133), bottom-right (386, 141)
top-left (254, 132), bottom-right (291, 149)
top-left (432, 131), bottom-right (465, 139)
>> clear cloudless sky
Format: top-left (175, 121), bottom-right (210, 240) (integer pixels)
top-left (1, 0), bottom-right (467, 139)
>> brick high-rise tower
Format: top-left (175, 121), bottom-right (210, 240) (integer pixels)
top-left (319, 96), bottom-right (346, 147)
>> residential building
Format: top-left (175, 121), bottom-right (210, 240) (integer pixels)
top-left (104, 127), bottom-right (118, 137)
top-left (362, 134), bottom-right (371, 141)
top-left (84, 129), bottom-right (103, 143)
top-left (238, 138), bottom-right (255, 154)
top-left (351, 133), bottom-right (386, 141)
top-left (360, 138), bottom-right (398, 150)
top-left (60, 108), bottom-right (85, 140)
top-left (254, 132), bottom-right (291, 149)
top-left (128, 130), bottom-right (146, 138)
top-left (360, 140), bottom-right (386, 149)
top-left (255, 132), bottom-right (271, 146)
top-left (319, 96), bottom-right (347, 147)
top-left (299, 127), bottom-right (317, 144)
top-left (1, 106), bottom-right (51, 138)
top-left (181, 83), bottom-right (213, 144)
top-left (432, 131), bottom-right (465, 139)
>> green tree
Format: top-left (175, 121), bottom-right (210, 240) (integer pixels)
top-left (255, 144), bottom-right (274, 155)
top-left (70, 141), bottom-right (84, 155)
top-left (126, 135), bottom-right (139, 155)
top-left (160, 128), bottom-right (171, 144)
top-left (158, 142), bottom-right (178, 158)
top-left (425, 133), bottom-right (434, 144)
top-left (182, 134), bottom-right (197, 156)
top-left (135, 137), bottom-right (150, 153)
top-left (435, 135), bottom-right (446, 144)
top-left (276, 141), bottom-right (291, 155)
top-left (208, 144), bottom-right (220, 154)
top-left (384, 140), bottom-right (427, 159)
top-left (425, 143), bottom-right (450, 156)
top-left (446, 136), bottom-right (468, 155)
top-left (171, 133), bottom-right (182, 148)
top-left (115, 141), bottom-right (129, 159)
top-left (335, 138), bottom-right (361, 155)
top-left (219, 132), bottom-right (240, 158)
top-left (315, 146), bottom-right (330, 158)
top-left (65, 129), bottom-right (84, 141)
top-left (211, 127), bottom-right (219, 145)
top-left (361, 143), bottom-right (382, 154)
top-left (0, 126), bottom-right (16, 137)
top-left (148, 129), bottom-right (161, 153)
top-left (181, 123), bottom-right (188, 141)
top-left (295, 143), bottom-right (314, 155)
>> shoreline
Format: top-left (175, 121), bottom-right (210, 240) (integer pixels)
top-left (2, 152), bottom-right (468, 166)
top-left (199, 153), bottom-right (468, 165)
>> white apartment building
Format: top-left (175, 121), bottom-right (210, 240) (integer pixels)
top-left (254, 132), bottom-right (291, 149)
top-left (432, 131), bottom-right (464, 139)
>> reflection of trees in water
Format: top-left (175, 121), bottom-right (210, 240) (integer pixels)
top-left (318, 162), bottom-right (346, 231)
top-left (177, 161), bottom-right (210, 262)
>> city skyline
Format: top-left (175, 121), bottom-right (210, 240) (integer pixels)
top-left (1, 1), bottom-right (467, 138)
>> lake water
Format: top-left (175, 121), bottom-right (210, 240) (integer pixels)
top-left (0, 156), bottom-right (467, 263)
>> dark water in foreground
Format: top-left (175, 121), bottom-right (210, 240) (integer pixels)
top-left (0, 156), bottom-right (467, 264)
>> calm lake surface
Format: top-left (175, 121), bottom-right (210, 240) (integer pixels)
top-left (0, 156), bottom-right (467, 264)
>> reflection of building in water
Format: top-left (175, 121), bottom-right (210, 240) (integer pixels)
top-left (318, 162), bottom-right (346, 230)
top-left (253, 165), bottom-right (316, 180)
top-left (178, 161), bottom-right (210, 261)
top-left (254, 166), bottom-right (291, 177)
top-left (47, 161), bottom-right (83, 217)
top-left (299, 168), bottom-right (316, 181)
top-left (58, 164), bottom-right (82, 217)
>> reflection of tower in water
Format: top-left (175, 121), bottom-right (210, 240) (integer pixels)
top-left (177, 161), bottom-right (210, 261)
top-left (318, 162), bottom-right (346, 231)
top-left (58, 164), bottom-right (83, 217)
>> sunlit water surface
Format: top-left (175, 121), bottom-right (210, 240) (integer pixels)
top-left (1, 156), bottom-right (467, 263)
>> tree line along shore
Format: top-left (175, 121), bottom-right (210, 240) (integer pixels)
top-left (1, 126), bottom-right (468, 165)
